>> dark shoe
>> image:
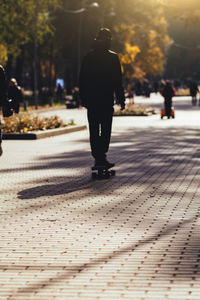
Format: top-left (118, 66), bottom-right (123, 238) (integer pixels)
top-left (104, 160), bottom-right (115, 169)
top-left (94, 159), bottom-right (114, 169)
top-left (100, 159), bottom-right (115, 169)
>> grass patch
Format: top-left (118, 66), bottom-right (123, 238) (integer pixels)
top-left (2, 112), bottom-right (75, 133)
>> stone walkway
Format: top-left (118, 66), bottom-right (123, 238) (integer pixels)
top-left (0, 96), bottom-right (200, 299)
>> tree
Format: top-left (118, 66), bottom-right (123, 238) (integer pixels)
top-left (111, 0), bottom-right (170, 81)
top-left (161, 0), bottom-right (200, 79)
top-left (0, 0), bottom-right (59, 75)
top-left (0, 0), bottom-right (171, 100)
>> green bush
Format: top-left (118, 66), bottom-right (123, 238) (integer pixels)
top-left (2, 112), bottom-right (75, 133)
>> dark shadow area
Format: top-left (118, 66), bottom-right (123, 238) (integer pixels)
top-left (14, 127), bottom-right (200, 200)
top-left (18, 177), bottom-right (91, 200)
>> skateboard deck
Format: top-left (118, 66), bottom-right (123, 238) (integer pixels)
top-left (91, 165), bottom-right (115, 179)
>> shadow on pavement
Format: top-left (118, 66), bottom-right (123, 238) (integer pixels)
top-left (4, 216), bottom-right (199, 298)
top-left (16, 127), bottom-right (200, 199)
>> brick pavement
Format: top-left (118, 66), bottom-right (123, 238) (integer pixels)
top-left (0, 98), bottom-right (200, 299)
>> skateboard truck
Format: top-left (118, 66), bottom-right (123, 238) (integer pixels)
top-left (91, 165), bottom-right (116, 179)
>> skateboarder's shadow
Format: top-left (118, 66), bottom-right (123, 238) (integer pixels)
top-left (17, 174), bottom-right (112, 202)
top-left (18, 179), bottom-right (89, 200)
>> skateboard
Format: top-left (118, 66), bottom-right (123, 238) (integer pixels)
top-left (161, 107), bottom-right (175, 119)
top-left (91, 165), bottom-right (116, 179)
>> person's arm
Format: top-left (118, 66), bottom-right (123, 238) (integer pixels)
top-left (113, 55), bottom-right (125, 110)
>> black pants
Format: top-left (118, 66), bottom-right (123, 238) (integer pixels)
top-left (164, 98), bottom-right (172, 117)
top-left (87, 107), bottom-right (113, 161)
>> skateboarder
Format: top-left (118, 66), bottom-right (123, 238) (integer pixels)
top-left (79, 28), bottom-right (125, 168)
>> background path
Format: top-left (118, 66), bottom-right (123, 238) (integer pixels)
top-left (0, 95), bottom-right (200, 299)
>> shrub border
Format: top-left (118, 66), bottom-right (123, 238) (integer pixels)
top-left (2, 125), bottom-right (87, 140)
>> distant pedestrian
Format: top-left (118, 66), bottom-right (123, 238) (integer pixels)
top-left (153, 81), bottom-right (159, 94)
top-left (72, 86), bottom-right (80, 107)
top-left (143, 80), bottom-right (151, 98)
top-left (189, 81), bottom-right (199, 106)
top-left (8, 78), bottom-right (23, 113)
top-left (161, 80), bottom-right (176, 118)
top-left (79, 28), bottom-right (125, 168)
top-left (0, 65), bottom-right (9, 156)
top-left (56, 83), bottom-right (64, 101)
top-left (126, 83), bottom-right (135, 104)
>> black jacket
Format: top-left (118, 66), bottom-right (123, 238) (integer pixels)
top-left (0, 65), bottom-right (7, 107)
top-left (161, 84), bottom-right (175, 101)
top-left (79, 41), bottom-right (125, 108)
top-left (8, 85), bottom-right (23, 107)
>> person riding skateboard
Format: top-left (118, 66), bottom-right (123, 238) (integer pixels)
top-left (79, 28), bottom-right (125, 168)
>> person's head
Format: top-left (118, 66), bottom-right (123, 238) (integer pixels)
top-left (96, 28), bottom-right (112, 41)
top-left (166, 80), bottom-right (172, 87)
top-left (94, 28), bottom-right (112, 50)
top-left (9, 78), bottom-right (17, 87)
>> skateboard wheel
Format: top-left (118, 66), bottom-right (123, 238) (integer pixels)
top-left (111, 170), bottom-right (116, 176)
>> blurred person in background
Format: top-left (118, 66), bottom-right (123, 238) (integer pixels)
top-left (8, 78), bottom-right (23, 113)
top-left (0, 65), bottom-right (9, 156)
top-left (189, 80), bottom-right (199, 106)
top-left (72, 86), bottom-right (81, 108)
top-left (56, 83), bottom-right (64, 102)
top-left (161, 80), bottom-right (176, 119)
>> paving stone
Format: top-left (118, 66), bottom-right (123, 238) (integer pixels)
top-left (0, 97), bottom-right (200, 299)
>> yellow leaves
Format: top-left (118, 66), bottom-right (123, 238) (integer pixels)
top-left (146, 46), bottom-right (164, 75)
top-left (119, 42), bottom-right (141, 80)
top-left (114, 24), bottom-right (135, 42)
top-left (119, 30), bottom-right (165, 80)
top-left (0, 44), bottom-right (8, 65)
top-left (120, 43), bottom-right (141, 65)
top-left (140, 30), bottom-right (165, 76)
top-left (2, 113), bottom-right (68, 133)
top-left (113, 1), bottom-right (170, 80)
top-left (114, 104), bottom-right (156, 116)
